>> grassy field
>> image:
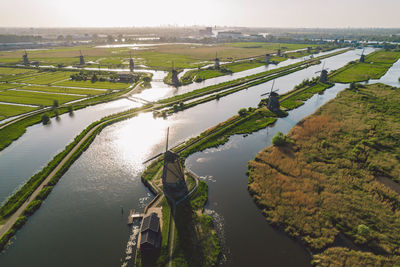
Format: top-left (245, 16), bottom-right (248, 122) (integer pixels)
top-left (0, 83), bottom-right (19, 91)
top-left (0, 42), bottom-right (328, 70)
top-left (54, 79), bottom-right (129, 89)
top-left (18, 71), bottom-right (73, 85)
top-left (280, 82), bottom-right (332, 110)
top-left (330, 51), bottom-right (400, 83)
top-left (0, 68), bottom-right (39, 82)
top-left (248, 83), bottom-right (400, 264)
top-left (0, 90), bottom-right (82, 106)
top-left (19, 85), bottom-right (105, 95)
top-left (0, 104), bottom-right (37, 120)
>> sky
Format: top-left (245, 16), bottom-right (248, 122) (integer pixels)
top-left (1, 0), bottom-right (399, 28)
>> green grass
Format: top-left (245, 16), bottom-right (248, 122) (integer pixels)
top-left (0, 103), bottom-right (37, 120)
top-left (0, 67), bottom-right (36, 75)
top-left (0, 90), bottom-right (82, 106)
top-left (0, 83), bottom-right (19, 91)
top-left (330, 51), bottom-right (400, 83)
top-left (19, 71), bottom-right (74, 85)
top-left (224, 60), bottom-right (265, 72)
top-left (54, 79), bottom-right (129, 89)
top-left (226, 42), bottom-right (317, 50)
top-left (20, 85), bottom-right (106, 96)
top-left (280, 83), bottom-right (332, 110)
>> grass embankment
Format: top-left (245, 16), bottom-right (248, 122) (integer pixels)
top-left (330, 50), bottom-right (400, 83)
top-left (280, 82), bottom-right (333, 110)
top-left (248, 83), bottom-right (400, 265)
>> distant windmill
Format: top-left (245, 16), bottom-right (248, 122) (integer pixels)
top-left (261, 80), bottom-right (280, 112)
top-left (277, 44), bottom-right (281, 57)
top-left (22, 50), bottom-right (29, 65)
top-left (265, 53), bottom-right (270, 64)
top-left (315, 62), bottom-right (329, 83)
top-left (171, 61), bottom-right (180, 86)
top-left (214, 52), bottom-right (220, 69)
top-left (129, 51), bottom-right (134, 72)
top-left (357, 48), bottom-right (366, 63)
top-left (79, 50), bottom-right (85, 65)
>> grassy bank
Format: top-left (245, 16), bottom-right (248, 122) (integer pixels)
top-left (330, 50), bottom-right (400, 83)
top-left (248, 83), bottom-right (400, 264)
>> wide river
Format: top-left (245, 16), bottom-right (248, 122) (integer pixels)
top-left (2, 47), bottom-right (398, 267)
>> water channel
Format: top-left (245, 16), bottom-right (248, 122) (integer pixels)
top-left (1, 47), bottom-right (394, 266)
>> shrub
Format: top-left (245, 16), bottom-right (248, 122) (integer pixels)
top-left (13, 216), bottom-right (28, 230)
top-left (238, 108), bottom-right (247, 116)
top-left (41, 114), bottom-right (50, 125)
top-left (358, 224), bottom-right (370, 237)
top-left (23, 200), bottom-right (43, 216)
top-left (272, 132), bottom-right (291, 146)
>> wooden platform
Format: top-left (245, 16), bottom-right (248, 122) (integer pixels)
top-left (127, 210), bottom-right (143, 225)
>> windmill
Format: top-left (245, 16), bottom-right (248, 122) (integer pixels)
top-left (265, 53), bottom-right (270, 64)
top-left (129, 51), bottom-right (134, 72)
top-left (171, 61), bottom-right (180, 86)
top-left (277, 44), bottom-right (281, 57)
top-left (315, 62), bottom-right (329, 83)
top-left (214, 52), bottom-right (220, 69)
top-left (261, 80), bottom-right (280, 112)
top-left (357, 48), bottom-right (366, 63)
top-left (161, 127), bottom-right (188, 202)
top-left (79, 50), bottom-right (85, 65)
top-left (22, 50), bottom-right (29, 65)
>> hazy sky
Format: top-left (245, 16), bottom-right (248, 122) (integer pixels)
top-left (1, 0), bottom-right (399, 28)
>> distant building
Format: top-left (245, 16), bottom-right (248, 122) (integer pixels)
top-left (117, 72), bottom-right (134, 82)
top-left (199, 27), bottom-right (213, 36)
top-left (217, 31), bottom-right (242, 40)
top-left (140, 213), bottom-right (161, 250)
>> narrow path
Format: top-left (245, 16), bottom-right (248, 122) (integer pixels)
top-left (0, 122), bottom-right (99, 236)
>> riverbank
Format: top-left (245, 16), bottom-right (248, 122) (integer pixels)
top-left (247, 83), bottom-right (400, 266)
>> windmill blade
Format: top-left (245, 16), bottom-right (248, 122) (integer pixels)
top-left (142, 152), bottom-right (163, 164)
top-left (165, 127), bottom-right (169, 152)
top-left (270, 80), bottom-right (275, 91)
top-left (261, 92), bottom-right (270, 97)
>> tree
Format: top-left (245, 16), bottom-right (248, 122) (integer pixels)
top-left (179, 102), bottom-right (184, 110)
top-left (41, 114), bottom-right (50, 125)
top-left (91, 73), bottom-right (98, 83)
top-left (68, 106), bottom-right (74, 115)
top-left (53, 100), bottom-right (59, 108)
top-left (272, 132), bottom-right (290, 146)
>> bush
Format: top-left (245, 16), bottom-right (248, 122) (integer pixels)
top-left (272, 132), bottom-right (291, 146)
top-left (23, 200), bottom-right (43, 216)
top-left (13, 216), bottom-right (28, 230)
top-left (41, 114), bottom-right (50, 125)
top-left (238, 108), bottom-right (247, 116)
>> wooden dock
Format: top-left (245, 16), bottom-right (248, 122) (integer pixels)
top-left (127, 210), bottom-right (143, 225)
